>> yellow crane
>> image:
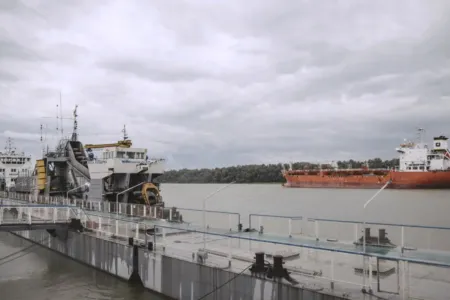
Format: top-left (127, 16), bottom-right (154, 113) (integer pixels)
top-left (84, 139), bottom-right (132, 149)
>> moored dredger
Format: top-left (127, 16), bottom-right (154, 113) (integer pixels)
top-left (282, 129), bottom-right (450, 189)
top-left (12, 105), bottom-right (181, 220)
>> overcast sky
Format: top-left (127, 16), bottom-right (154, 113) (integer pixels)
top-left (1, 1), bottom-right (449, 169)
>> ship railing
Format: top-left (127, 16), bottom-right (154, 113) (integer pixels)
top-left (0, 193), bottom-right (240, 231)
top-left (0, 200), bottom-right (82, 226)
top-left (70, 199), bottom-right (240, 231)
top-left (249, 212), bottom-right (450, 254)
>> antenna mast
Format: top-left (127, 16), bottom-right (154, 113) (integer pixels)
top-left (72, 105), bottom-right (78, 141)
top-left (5, 137), bottom-right (15, 154)
top-left (417, 127), bottom-right (425, 145)
top-left (40, 124), bottom-right (44, 156)
top-left (60, 91), bottom-right (63, 138)
top-left (122, 125), bottom-right (128, 141)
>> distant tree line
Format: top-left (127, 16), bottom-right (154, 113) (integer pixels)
top-left (157, 158), bottom-right (400, 184)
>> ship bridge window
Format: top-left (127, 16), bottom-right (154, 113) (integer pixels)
top-left (127, 152), bottom-right (135, 159)
top-left (116, 151), bottom-right (125, 158)
top-left (11, 169), bottom-right (16, 172)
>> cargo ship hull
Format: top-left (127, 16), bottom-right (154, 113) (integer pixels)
top-left (283, 171), bottom-right (450, 189)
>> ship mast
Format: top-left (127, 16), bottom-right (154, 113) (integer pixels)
top-left (71, 105), bottom-right (78, 141)
top-left (417, 127), bottom-right (425, 146)
top-left (4, 137), bottom-right (16, 155)
top-left (122, 124), bottom-right (129, 141)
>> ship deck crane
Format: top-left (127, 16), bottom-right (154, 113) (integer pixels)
top-left (84, 139), bottom-right (132, 149)
top-left (84, 125), bottom-right (132, 149)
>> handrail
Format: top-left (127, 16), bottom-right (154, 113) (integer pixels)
top-left (3, 193), bottom-right (450, 232)
top-left (177, 207), bottom-right (241, 227)
top-left (151, 223), bottom-right (450, 268)
top-left (249, 213), bottom-right (302, 230)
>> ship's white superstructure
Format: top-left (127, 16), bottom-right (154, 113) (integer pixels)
top-left (85, 125), bottom-right (165, 180)
top-left (395, 129), bottom-right (450, 172)
top-left (87, 146), bottom-right (166, 179)
top-left (0, 138), bottom-right (34, 190)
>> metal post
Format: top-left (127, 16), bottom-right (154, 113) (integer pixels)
top-left (135, 223), bottom-right (139, 239)
top-left (288, 218), bottom-right (292, 237)
top-left (401, 226), bottom-right (405, 253)
top-left (116, 182), bottom-right (146, 219)
top-left (28, 207), bottom-right (32, 224)
top-left (202, 181), bottom-right (236, 251)
top-left (331, 251), bottom-right (335, 289)
top-left (314, 220), bottom-right (319, 240)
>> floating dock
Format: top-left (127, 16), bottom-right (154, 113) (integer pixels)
top-left (1, 192), bottom-right (450, 300)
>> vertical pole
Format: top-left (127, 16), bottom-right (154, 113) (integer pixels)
top-left (315, 220), bottom-right (319, 240)
top-left (169, 208), bottom-right (172, 221)
top-left (228, 237), bottom-right (232, 267)
top-left (98, 216), bottom-right (102, 232)
top-left (115, 219), bottom-right (119, 236)
top-left (28, 207), bottom-right (32, 224)
top-left (53, 207), bottom-right (56, 223)
top-left (330, 251), bottom-right (335, 289)
top-left (401, 226), bottom-right (405, 253)
top-left (135, 223), bottom-right (139, 239)
top-left (368, 257), bottom-right (373, 293)
top-left (288, 218), bottom-right (292, 237)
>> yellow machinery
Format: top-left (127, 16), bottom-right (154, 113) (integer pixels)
top-left (135, 182), bottom-right (162, 206)
top-left (84, 139), bottom-right (132, 149)
top-left (36, 159), bottom-right (46, 191)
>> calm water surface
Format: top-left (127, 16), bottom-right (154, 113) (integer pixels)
top-left (1, 184), bottom-right (449, 299)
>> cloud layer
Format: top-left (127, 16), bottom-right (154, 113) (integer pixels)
top-left (1, 0), bottom-right (449, 168)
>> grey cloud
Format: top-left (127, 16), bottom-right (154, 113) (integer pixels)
top-left (1, 0), bottom-right (450, 169)
top-left (0, 70), bottom-right (17, 82)
top-left (98, 59), bottom-right (211, 83)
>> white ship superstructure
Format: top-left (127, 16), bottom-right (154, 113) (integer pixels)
top-left (395, 129), bottom-right (450, 172)
top-left (85, 126), bottom-right (166, 203)
top-left (0, 138), bottom-right (34, 190)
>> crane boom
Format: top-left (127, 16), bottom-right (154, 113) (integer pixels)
top-left (84, 139), bottom-right (132, 149)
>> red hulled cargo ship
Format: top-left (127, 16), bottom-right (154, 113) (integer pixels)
top-left (282, 130), bottom-right (450, 189)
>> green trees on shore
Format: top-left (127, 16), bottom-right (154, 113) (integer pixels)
top-left (158, 158), bottom-right (400, 183)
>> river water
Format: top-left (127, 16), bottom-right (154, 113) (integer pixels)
top-left (1, 184), bottom-right (449, 299)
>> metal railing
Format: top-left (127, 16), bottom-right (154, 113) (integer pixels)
top-left (0, 203), bottom-right (80, 225)
top-left (0, 192), bottom-right (241, 231)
